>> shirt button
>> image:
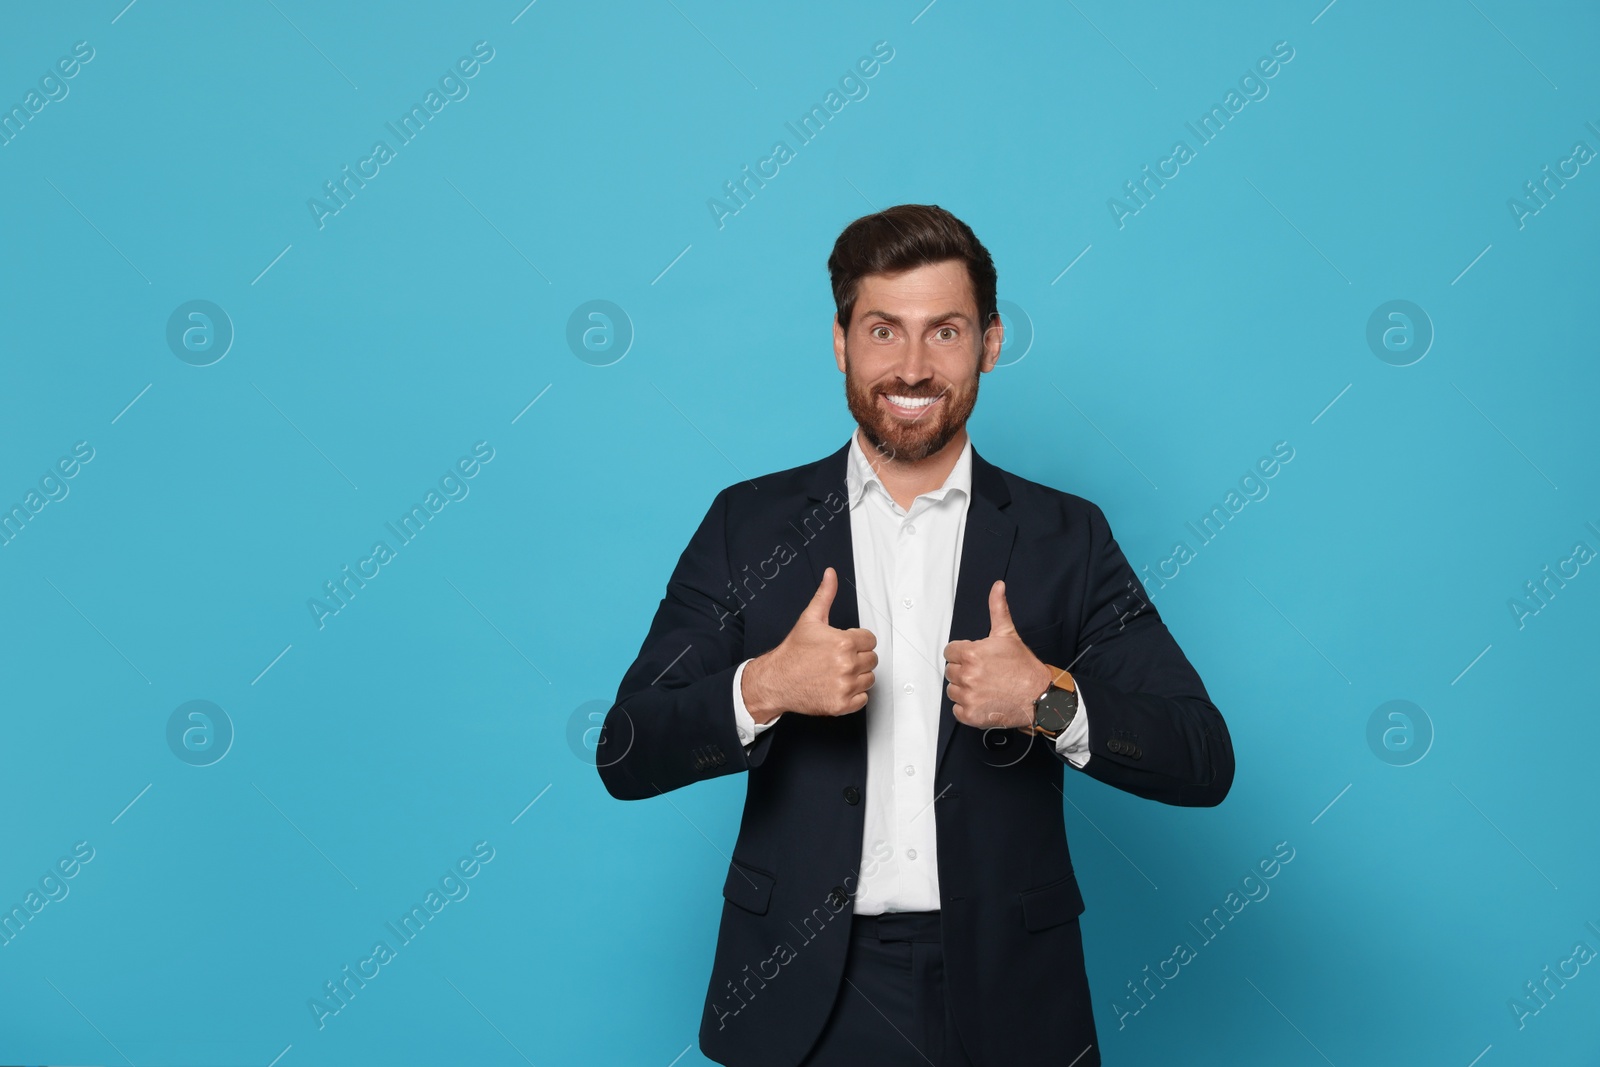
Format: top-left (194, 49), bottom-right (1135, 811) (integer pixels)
top-left (904, 764), bottom-right (915, 776)
top-left (904, 523), bottom-right (916, 534)
top-left (903, 682), bottom-right (914, 695)
top-left (906, 848), bottom-right (918, 860)
top-left (902, 597), bottom-right (914, 609)
top-left (737, 729), bottom-right (749, 742)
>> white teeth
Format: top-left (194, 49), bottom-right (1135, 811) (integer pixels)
top-left (885, 395), bottom-right (936, 408)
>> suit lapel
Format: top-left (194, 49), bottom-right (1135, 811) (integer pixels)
top-left (800, 438), bottom-right (1016, 779)
top-left (937, 448), bottom-right (1016, 778)
top-left (797, 441), bottom-right (859, 631)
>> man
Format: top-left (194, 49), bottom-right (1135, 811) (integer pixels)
top-left (598, 204), bottom-right (1233, 1066)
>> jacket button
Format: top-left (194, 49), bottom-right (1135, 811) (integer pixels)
top-left (828, 886), bottom-right (850, 908)
top-left (1108, 738), bottom-right (1123, 754)
top-left (843, 786), bottom-right (860, 805)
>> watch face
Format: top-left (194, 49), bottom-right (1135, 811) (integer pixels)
top-left (1035, 687), bottom-right (1077, 734)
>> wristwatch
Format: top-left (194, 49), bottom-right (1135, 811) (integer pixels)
top-left (1029, 665), bottom-right (1079, 739)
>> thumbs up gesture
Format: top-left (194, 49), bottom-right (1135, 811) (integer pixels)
top-left (943, 580), bottom-right (1055, 730)
top-left (740, 567), bottom-right (878, 724)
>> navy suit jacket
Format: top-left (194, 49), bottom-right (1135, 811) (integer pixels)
top-left (598, 440), bottom-right (1233, 1067)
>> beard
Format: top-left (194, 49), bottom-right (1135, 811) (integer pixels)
top-left (843, 347), bottom-right (980, 463)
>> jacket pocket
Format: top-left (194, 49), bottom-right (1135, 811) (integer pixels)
top-left (1019, 873), bottom-right (1085, 931)
top-left (722, 859), bottom-right (776, 915)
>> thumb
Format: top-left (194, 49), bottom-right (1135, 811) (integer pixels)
top-left (988, 580), bottom-right (1016, 636)
top-left (803, 566), bottom-right (838, 625)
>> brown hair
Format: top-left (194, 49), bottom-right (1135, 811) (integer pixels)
top-left (827, 204), bottom-right (998, 336)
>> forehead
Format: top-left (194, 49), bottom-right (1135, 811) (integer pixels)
top-left (853, 260), bottom-right (975, 318)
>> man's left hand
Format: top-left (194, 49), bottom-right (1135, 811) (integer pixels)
top-left (944, 581), bottom-right (1055, 731)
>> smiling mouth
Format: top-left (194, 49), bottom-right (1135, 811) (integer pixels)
top-left (880, 393), bottom-right (941, 418)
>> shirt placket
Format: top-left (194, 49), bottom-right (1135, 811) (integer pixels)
top-left (890, 493), bottom-right (935, 900)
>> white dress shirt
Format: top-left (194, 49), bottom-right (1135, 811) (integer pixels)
top-left (731, 431), bottom-right (1091, 913)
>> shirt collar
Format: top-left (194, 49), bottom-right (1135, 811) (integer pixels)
top-left (845, 428), bottom-right (973, 511)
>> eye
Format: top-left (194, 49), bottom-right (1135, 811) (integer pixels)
top-left (871, 325), bottom-right (893, 340)
top-left (936, 327), bottom-right (958, 341)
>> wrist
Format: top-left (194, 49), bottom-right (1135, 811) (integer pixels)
top-left (1016, 660), bottom-right (1054, 734)
top-left (1042, 662), bottom-right (1074, 692)
top-left (1023, 662), bottom-right (1075, 736)
top-left (742, 654), bottom-right (783, 724)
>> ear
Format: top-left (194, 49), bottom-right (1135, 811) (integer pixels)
top-left (979, 311), bottom-right (1004, 374)
top-left (833, 314), bottom-right (848, 374)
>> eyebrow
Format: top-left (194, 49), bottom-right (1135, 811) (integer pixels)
top-left (859, 308), bottom-right (974, 328)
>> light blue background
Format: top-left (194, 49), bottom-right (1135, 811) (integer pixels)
top-left (1, 1), bottom-right (1596, 1064)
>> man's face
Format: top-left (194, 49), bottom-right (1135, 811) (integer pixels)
top-left (833, 259), bottom-right (1002, 462)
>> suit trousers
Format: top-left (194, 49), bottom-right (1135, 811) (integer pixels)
top-left (798, 910), bottom-right (975, 1067)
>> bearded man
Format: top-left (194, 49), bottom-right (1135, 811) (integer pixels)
top-left (599, 203), bottom-right (1234, 1067)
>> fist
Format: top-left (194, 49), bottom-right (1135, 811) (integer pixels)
top-left (943, 580), bottom-right (1053, 731)
top-left (742, 567), bottom-right (877, 722)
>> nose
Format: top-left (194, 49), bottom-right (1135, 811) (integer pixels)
top-left (894, 338), bottom-right (934, 388)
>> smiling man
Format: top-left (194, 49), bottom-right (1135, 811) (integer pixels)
top-left (599, 204), bottom-right (1234, 1067)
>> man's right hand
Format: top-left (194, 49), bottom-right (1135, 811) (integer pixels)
top-left (741, 566), bottom-right (876, 724)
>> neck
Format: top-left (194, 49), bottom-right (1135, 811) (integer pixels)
top-left (855, 425), bottom-right (968, 510)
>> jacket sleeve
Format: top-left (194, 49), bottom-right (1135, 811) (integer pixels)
top-left (1062, 500), bottom-right (1234, 807)
top-left (596, 486), bottom-right (778, 801)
